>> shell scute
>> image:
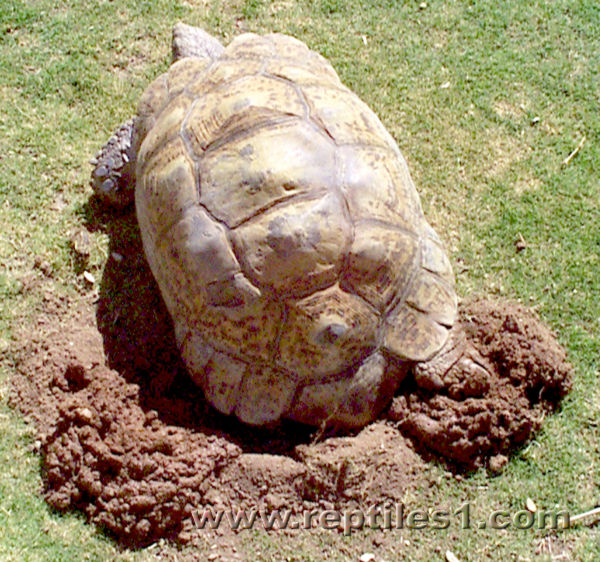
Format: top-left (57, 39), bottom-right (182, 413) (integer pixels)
top-left (198, 119), bottom-right (336, 227)
top-left (184, 74), bottom-right (307, 155)
top-left (277, 285), bottom-right (378, 384)
top-left (342, 222), bottom-right (419, 311)
top-left (232, 192), bottom-right (351, 296)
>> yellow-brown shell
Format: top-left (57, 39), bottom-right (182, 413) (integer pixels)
top-left (135, 32), bottom-right (457, 427)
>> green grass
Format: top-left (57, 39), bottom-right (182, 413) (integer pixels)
top-left (1, 0), bottom-right (599, 559)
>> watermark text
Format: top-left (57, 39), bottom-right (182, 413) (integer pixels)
top-left (191, 503), bottom-right (570, 535)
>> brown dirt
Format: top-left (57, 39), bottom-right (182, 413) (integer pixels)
top-left (387, 299), bottom-right (573, 467)
top-left (12, 305), bottom-right (424, 549)
top-left (10, 203), bottom-right (572, 549)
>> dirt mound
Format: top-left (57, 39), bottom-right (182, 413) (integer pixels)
top-left (387, 299), bottom-right (572, 466)
top-left (13, 309), bottom-right (423, 546)
top-left (10, 208), bottom-right (572, 547)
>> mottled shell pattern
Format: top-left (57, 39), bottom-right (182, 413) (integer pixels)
top-left (135, 32), bottom-right (457, 428)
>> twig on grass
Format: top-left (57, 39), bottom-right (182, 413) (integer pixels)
top-left (568, 505), bottom-right (600, 526)
top-left (562, 136), bottom-right (586, 167)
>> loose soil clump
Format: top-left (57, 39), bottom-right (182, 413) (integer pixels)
top-left (387, 299), bottom-right (572, 466)
top-left (10, 208), bottom-right (572, 547)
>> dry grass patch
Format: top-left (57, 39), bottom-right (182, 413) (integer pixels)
top-left (484, 126), bottom-right (532, 180)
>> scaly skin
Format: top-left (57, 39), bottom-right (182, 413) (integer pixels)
top-left (414, 323), bottom-right (491, 399)
top-left (171, 22), bottom-right (224, 61)
top-left (89, 119), bottom-right (135, 207)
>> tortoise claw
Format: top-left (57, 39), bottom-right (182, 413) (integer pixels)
top-left (413, 324), bottom-right (491, 398)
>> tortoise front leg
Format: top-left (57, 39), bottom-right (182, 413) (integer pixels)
top-left (90, 118), bottom-right (136, 208)
top-left (171, 22), bottom-right (224, 62)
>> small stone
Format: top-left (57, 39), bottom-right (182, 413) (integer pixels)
top-left (515, 233), bottom-right (527, 252)
top-left (33, 256), bottom-right (52, 276)
top-left (265, 493), bottom-right (285, 510)
top-left (488, 454), bottom-right (508, 474)
top-left (445, 551), bottom-right (460, 562)
top-left (526, 497), bottom-right (537, 512)
top-left (94, 164), bottom-right (108, 178)
top-left (111, 252), bottom-right (124, 262)
top-left (83, 271), bottom-right (95, 284)
top-left (100, 178), bottom-right (115, 194)
top-left (75, 407), bottom-right (94, 423)
top-left (359, 554), bottom-right (375, 562)
top-left (70, 228), bottom-right (92, 256)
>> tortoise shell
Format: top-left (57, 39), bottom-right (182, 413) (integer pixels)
top-left (134, 32), bottom-right (457, 427)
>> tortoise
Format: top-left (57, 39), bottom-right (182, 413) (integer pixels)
top-left (91, 23), bottom-right (490, 428)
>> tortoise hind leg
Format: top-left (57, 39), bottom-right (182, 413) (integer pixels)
top-left (90, 118), bottom-right (136, 208)
top-left (413, 323), bottom-right (490, 398)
